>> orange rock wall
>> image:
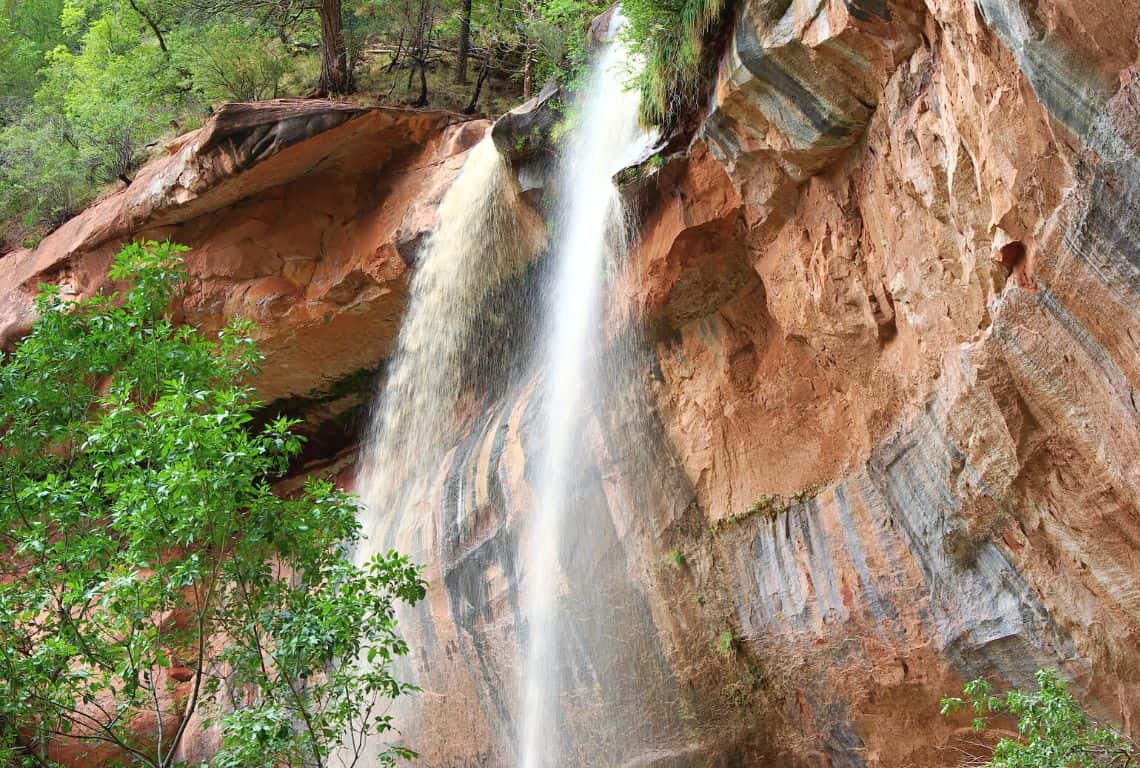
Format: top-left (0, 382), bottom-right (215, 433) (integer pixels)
top-left (621, 0), bottom-right (1140, 761)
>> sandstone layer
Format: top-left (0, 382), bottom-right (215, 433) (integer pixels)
top-left (624, 0), bottom-right (1140, 761)
top-left (381, 0), bottom-right (1140, 762)
top-left (0, 99), bottom-right (486, 405)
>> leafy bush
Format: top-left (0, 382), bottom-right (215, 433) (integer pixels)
top-left (176, 21), bottom-right (296, 103)
top-left (0, 5), bottom-right (191, 245)
top-left (0, 17), bottom-right (42, 119)
top-left (941, 669), bottom-right (1139, 767)
top-left (40, 9), bottom-right (185, 176)
top-left (0, 240), bottom-right (426, 768)
top-left (527, 0), bottom-right (605, 88)
top-left (0, 0), bottom-right (64, 119)
top-left (0, 112), bottom-right (89, 237)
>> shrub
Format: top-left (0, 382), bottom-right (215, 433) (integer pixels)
top-left (0, 8), bottom-right (187, 242)
top-left (0, 112), bottom-right (89, 239)
top-left (176, 21), bottom-right (297, 103)
top-left (41, 10), bottom-right (185, 168)
top-left (941, 669), bottom-right (1139, 767)
top-left (528, 0), bottom-right (606, 88)
top-left (0, 240), bottom-right (426, 768)
top-left (621, 0), bottom-right (727, 126)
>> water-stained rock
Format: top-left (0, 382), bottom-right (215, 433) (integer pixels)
top-left (704, 0), bottom-right (924, 191)
top-left (491, 82), bottom-right (565, 167)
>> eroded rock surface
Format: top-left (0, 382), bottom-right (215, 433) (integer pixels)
top-left (617, 0), bottom-right (1140, 762)
top-left (407, 0), bottom-right (1140, 763)
top-left (0, 99), bottom-right (486, 406)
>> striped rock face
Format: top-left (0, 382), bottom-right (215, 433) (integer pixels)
top-left (703, 0), bottom-right (923, 190)
top-left (383, 0), bottom-right (1140, 764)
top-left (609, 0), bottom-right (1140, 763)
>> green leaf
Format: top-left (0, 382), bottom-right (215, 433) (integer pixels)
top-left (0, 240), bottom-right (426, 768)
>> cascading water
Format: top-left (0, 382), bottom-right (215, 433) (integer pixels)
top-left (352, 12), bottom-right (673, 765)
top-left (518, 14), bottom-right (658, 768)
top-left (355, 138), bottom-right (543, 549)
top-left (350, 135), bottom-right (544, 764)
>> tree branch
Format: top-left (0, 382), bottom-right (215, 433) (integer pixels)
top-left (126, 0), bottom-right (169, 53)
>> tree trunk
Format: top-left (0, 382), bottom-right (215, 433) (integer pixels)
top-left (455, 0), bottom-right (472, 84)
top-left (522, 43), bottom-right (534, 100)
top-left (414, 56), bottom-right (429, 106)
top-left (387, 29), bottom-right (405, 71)
top-left (318, 0), bottom-right (352, 94)
top-left (464, 52), bottom-right (490, 114)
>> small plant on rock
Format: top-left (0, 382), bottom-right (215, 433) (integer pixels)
top-left (714, 627), bottom-right (739, 658)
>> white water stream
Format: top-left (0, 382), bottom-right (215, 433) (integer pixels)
top-left (355, 139), bottom-right (542, 548)
top-left (518, 14), bottom-right (657, 767)
top-left (352, 12), bottom-right (657, 764)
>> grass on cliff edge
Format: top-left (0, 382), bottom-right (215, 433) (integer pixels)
top-left (621, 0), bottom-right (729, 127)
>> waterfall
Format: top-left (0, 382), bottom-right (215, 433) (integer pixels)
top-left (352, 12), bottom-right (663, 765)
top-left (355, 138), bottom-right (543, 549)
top-left (519, 14), bottom-right (658, 768)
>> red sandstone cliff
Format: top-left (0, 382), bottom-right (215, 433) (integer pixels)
top-left (1, 0), bottom-right (1138, 763)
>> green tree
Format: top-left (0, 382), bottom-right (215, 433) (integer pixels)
top-left (0, 112), bottom-right (88, 233)
top-left (188, 0), bottom-right (352, 93)
top-left (0, 6), bottom-right (56, 121)
top-left (0, 240), bottom-right (425, 768)
top-left (42, 5), bottom-right (186, 179)
top-left (174, 20), bottom-right (295, 102)
top-left (941, 669), bottom-right (1139, 767)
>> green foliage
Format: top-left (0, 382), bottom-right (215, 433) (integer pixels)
top-left (667, 548), bottom-right (686, 569)
top-left (526, 0), bottom-right (605, 88)
top-left (42, 4), bottom-right (186, 170)
top-left (0, 240), bottom-right (425, 768)
top-left (714, 627), bottom-right (739, 658)
top-left (0, 0), bottom-right (724, 238)
top-left (941, 670), bottom-right (1139, 767)
top-left (0, 112), bottom-right (88, 234)
top-left (620, 0), bottom-right (726, 126)
top-left (0, 0), bottom-right (64, 114)
top-left (0, 0), bottom-right (547, 242)
top-left (174, 20), bottom-right (297, 102)
top-left (0, 0), bottom-right (191, 242)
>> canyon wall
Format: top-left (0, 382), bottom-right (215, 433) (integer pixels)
top-left (620, 0), bottom-right (1140, 761)
top-left (1, 0), bottom-right (1138, 764)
